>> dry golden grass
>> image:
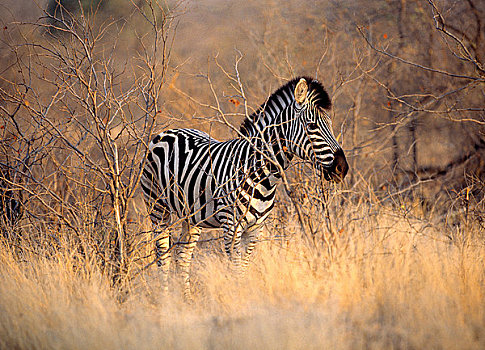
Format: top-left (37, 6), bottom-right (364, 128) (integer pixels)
top-left (1, 211), bottom-right (484, 350)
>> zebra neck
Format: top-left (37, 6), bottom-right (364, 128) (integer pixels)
top-left (246, 127), bottom-right (293, 176)
top-left (241, 102), bottom-right (295, 174)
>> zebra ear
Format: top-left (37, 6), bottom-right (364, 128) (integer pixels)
top-left (294, 78), bottom-right (308, 105)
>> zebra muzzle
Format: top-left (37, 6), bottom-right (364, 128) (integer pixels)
top-left (325, 148), bottom-right (348, 183)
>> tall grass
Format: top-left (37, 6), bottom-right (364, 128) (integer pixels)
top-left (1, 209), bottom-right (483, 350)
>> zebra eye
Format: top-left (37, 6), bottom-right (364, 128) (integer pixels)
top-left (307, 122), bottom-right (318, 130)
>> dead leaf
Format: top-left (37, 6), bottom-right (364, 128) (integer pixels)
top-left (229, 98), bottom-right (240, 107)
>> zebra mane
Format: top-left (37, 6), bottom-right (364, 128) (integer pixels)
top-left (239, 76), bottom-right (331, 136)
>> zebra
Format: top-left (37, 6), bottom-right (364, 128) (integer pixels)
top-left (140, 77), bottom-right (348, 299)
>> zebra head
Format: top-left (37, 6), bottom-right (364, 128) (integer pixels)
top-left (290, 77), bottom-right (348, 182)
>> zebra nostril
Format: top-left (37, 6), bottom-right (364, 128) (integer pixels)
top-left (332, 148), bottom-right (348, 180)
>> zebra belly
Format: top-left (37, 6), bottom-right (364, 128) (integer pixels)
top-left (155, 183), bottom-right (221, 228)
top-left (168, 179), bottom-right (222, 228)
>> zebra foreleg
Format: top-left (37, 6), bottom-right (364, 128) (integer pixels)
top-left (240, 226), bottom-right (262, 274)
top-left (176, 221), bottom-right (201, 301)
top-left (223, 224), bottom-right (244, 274)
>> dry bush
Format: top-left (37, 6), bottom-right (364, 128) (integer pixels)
top-left (0, 0), bottom-right (484, 349)
top-left (0, 0), bottom-right (179, 282)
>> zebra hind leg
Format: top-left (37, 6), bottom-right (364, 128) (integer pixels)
top-left (150, 204), bottom-right (172, 294)
top-left (154, 227), bottom-right (171, 294)
top-left (240, 226), bottom-right (262, 274)
top-left (223, 224), bottom-right (244, 274)
top-left (176, 221), bottom-right (201, 301)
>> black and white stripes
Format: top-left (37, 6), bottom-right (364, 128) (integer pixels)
top-left (141, 77), bottom-right (348, 298)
